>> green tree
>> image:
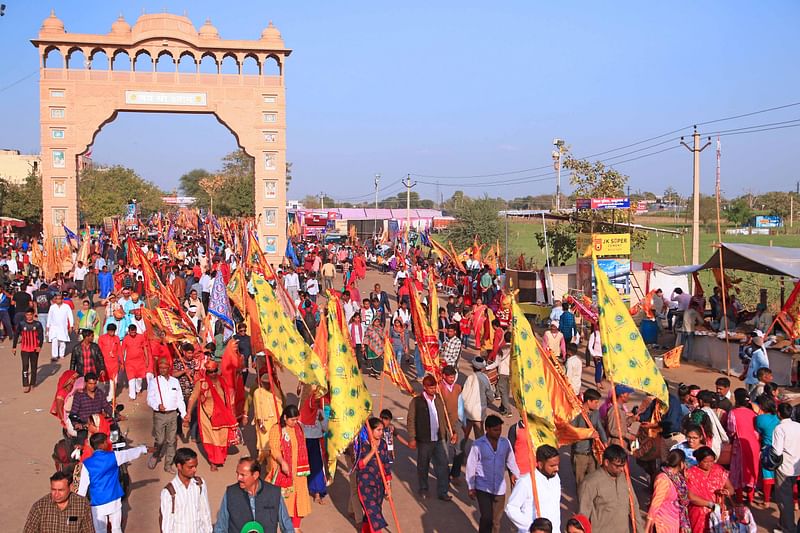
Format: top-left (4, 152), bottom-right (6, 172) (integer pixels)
top-left (0, 171), bottom-right (43, 224)
top-left (535, 223), bottom-right (576, 265)
top-left (508, 194), bottom-right (554, 210)
top-left (724, 197), bottom-right (753, 226)
top-left (542, 154), bottom-right (649, 254)
top-left (79, 166), bottom-right (165, 223)
top-left (179, 168), bottom-right (213, 210)
top-left (446, 196), bottom-right (502, 250)
top-left (178, 150), bottom-right (256, 216)
top-left (756, 191), bottom-right (793, 220)
top-left (378, 191), bottom-right (434, 209)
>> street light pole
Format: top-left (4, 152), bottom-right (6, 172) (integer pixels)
top-left (403, 174), bottom-right (415, 243)
top-left (374, 173), bottom-right (380, 239)
top-left (680, 127), bottom-right (711, 265)
top-left (319, 192), bottom-right (324, 210)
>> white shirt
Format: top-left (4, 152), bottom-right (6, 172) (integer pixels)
top-left (772, 418), bottom-right (800, 477)
top-left (160, 475), bottom-right (212, 533)
top-left (147, 375), bottom-right (187, 418)
top-left (342, 300), bottom-right (359, 324)
top-left (487, 346), bottom-right (511, 376)
top-left (423, 392), bottom-right (440, 442)
top-left (199, 274), bottom-right (213, 293)
top-left (46, 302), bottom-right (73, 341)
top-left (283, 272), bottom-right (300, 290)
top-left (78, 446), bottom-right (148, 516)
top-left (394, 269), bottom-right (408, 286)
top-left (393, 308), bottom-right (411, 327)
top-left (74, 265), bottom-right (88, 281)
top-left (505, 470), bottom-right (562, 533)
top-left (306, 278), bottom-right (319, 296)
top-left (588, 331), bottom-right (602, 358)
top-left (565, 355), bottom-right (583, 395)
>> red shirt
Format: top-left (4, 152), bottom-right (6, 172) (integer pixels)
top-left (98, 333), bottom-right (121, 378)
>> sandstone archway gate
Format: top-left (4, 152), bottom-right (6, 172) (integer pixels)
top-left (32, 11), bottom-right (290, 260)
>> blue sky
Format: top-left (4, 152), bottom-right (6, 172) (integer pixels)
top-left (1, 1), bottom-right (798, 203)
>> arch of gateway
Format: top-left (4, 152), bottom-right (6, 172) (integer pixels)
top-left (32, 11), bottom-right (290, 258)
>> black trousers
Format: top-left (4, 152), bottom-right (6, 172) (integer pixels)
top-left (416, 440), bottom-right (449, 497)
top-left (21, 350), bottom-right (39, 386)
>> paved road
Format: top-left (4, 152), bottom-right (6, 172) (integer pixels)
top-left (0, 267), bottom-right (781, 532)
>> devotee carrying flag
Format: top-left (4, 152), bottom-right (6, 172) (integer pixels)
top-left (593, 257), bottom-right (669, 405)
top-left (208, 270), bottom-right (234, 330)
top-left (406, 277), bottom-right (441, 379)
top-left (509, 298), bottom-right (557, 448)
top-left (383, 336), bottom-right (415, 395)
top-left (251, 274), bottom-right (328, 393)
top-left (325, 298), bottom-right (372, 482)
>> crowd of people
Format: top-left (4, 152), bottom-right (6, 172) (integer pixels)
top-left (0, 222), bottom-right (794, 533)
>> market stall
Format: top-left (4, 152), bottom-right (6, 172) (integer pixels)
top-left (659, 243), bottom-right (800, 385)
top-left (690, 333), bottom-right (795, 386)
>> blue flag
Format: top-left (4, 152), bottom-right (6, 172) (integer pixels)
top-left (63, 225), bottom-right (79, 247)
top-left (208, 270), bottom-right (234, 328)
top-left (285, 239), bottom-right (300, 267)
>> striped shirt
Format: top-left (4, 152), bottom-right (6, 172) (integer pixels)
top-left (159, 475), bottom-right (212, 533)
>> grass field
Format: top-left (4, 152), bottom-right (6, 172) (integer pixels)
top-left (500, 218), bottom-right (799, 269)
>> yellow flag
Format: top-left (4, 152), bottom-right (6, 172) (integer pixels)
top-left (594, 257), bottom-right (669, 405)
top-left (510, 299), bottom-right (557, 448)
top-left (251, 274), bottom-right (328, 394)
top-left (325, 299), bottom-right (372, 481)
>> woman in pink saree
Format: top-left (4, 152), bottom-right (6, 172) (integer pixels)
top-left (726, 388), bottom-right (760, 504)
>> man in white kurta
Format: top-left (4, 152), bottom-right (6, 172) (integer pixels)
top-left (46, 293), bottom-right (73, 361)
top-left (159, 448), bottom-right (212, 533)
top-left (505, 444), bottom-right (562, 533)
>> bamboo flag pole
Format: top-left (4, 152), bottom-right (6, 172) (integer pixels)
top-left (714, 137), bottom-right (732, 377)
top-left (518, 413), bottom-right (542, 518)
top-left (608, 376), bottom-right (639, 533)
top-left (362, 421), bottom-right (402, 533)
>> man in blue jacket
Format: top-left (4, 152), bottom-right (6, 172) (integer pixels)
top-left (77, 433), bottom-right (151, 533)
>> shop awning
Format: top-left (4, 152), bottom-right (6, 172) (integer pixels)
top-left (655, 243), bottom-right (800, 279)
top-left (701, 243), bottom-right (800, 278)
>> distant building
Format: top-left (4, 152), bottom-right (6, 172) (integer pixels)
top-left (0, 149), bottom-right (40, 185)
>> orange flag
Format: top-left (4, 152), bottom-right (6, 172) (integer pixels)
top-left (536, 339), bottom-right (597, 447)
top-left (407, 278), bottom-right (441, 380)
top-left (662, 345), bottom-right (683, 368)
top-left (383, 336), bottom-right (415, 394)
top-left (472, 236), bottom-right (483, 261)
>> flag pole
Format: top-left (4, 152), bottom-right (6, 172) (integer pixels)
top-left (509, 294), bottom-right (541, 517)
top-left (714, 137), bottom-right (732, 377)
top-left (362, 421), bottom-right (403, 533)
top-left (607, 375), bottom-right (639, 533)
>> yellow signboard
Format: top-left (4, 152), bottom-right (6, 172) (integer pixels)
top-left (591, 233), bottom-right (630, 257)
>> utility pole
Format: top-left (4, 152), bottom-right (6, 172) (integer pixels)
top-left (680, 127), bottom-right (711, 265)
top-left (403, 174), bottom-right (416, 239)
top-left (552, 138), bottom-right (566, 211)
top-left (373, 173), bottom-right (380, 238)
top-left (319, 192), bottom-right (324, 210)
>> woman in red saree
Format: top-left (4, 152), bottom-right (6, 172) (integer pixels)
top-left (50, 370), bottom-right (83, 435)
top-left (726, 388), bottom-right (760, 503)
top-left (185, 360), bottom-right (238, 470)
top-left (221, 339), bottom-right (245, 420)
top-left (686, 446), bottom-right (734, 533)
top-left (266, 404), bottom-right (312, 529)
top-left (353, 252), bottom-right (367, 281)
